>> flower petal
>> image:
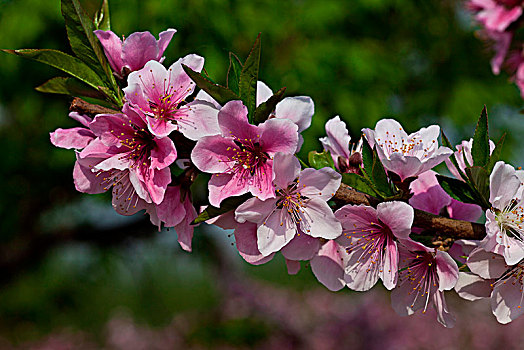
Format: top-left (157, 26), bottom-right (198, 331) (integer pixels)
top-left (299, 167), bottom-right (341, 201)
top-left (310, 240), bottom-right (347, 291)
top-left (274, 96), bottom-right (313, 132)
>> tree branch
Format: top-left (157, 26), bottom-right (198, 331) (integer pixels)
top-left (70, 97), bottom-right (120, 115)
top-left (333, 183), bottom-right (486, 240)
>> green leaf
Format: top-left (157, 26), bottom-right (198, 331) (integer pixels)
top-left (227, 52), bottom-right (242, 95)
top-left (342, 173), bottom-right (380, 198)
top-left (472, 106), bottom-right (490, 167)
top-left (253, 87), bottom-right (286, 124)
top-left (239, 33), bottom-right (261, 123)
top-left (4, 49), bottom-right (106, 90)
top-left (360, 138), bottom-right (373, 177)
top-left (371, 148), bottom-right (393, 197)
top-left (436, 175), bottom-right (478, 204)
top-left (61, 0), bottom-right (110, 82)
top-left (485, 133), bottom-right (506, 173)
top-left (94, 0), bottom-right (111, 31)
top-left (35, 77), bottom-right (107, 99)
top-left (182, 64), bottom-right (239, 106)
top-left (192, 194), bottom-right (251, 224)
top-left (308, 150), bottom-right (335, 170)
top-left (465, 166), bottom-right (490, 207)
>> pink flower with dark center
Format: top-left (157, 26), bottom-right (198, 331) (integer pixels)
top-left (335, 201), bottom-right (414, 291)
top-left (86, 104), bottom-right (176, 205)
top-left (94, 28), bottom-right (176, 79)
top-left (235, 152), bottom-right (342, 256)
top-left (319, 116), bottom-right (363, 173)
top-left (191, 101), bottom-right (299, 206)
top-left (391, 240), bottom-right (458, 328)
top-left (482, 161), bottom-right (524, 265)
top-left (363, 119), bottom-right (452, 181)
top-left (124, 58), bottom-right (220, 139)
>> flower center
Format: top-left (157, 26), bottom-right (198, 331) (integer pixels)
top-left (399, 251), bottom-right (438, 312)
top-left (226, 137), bottom-right (269, 178)
top-left (376, 131), bottom-right (434, 159)
top-left (496, 200), bottom-right (524, 240)
top-left (111, 120), bottom-right (155, 170)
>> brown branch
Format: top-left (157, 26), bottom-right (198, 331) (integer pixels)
top-left (70, 97), bottom-right (120, 115)
top-left (333, 183), bottom-right (486, 240)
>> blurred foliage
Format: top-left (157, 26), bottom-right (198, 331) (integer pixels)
top-left (1, 0), bottom-right (524, 346)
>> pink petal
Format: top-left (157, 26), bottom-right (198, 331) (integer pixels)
top-left (409, 170), bottom-right (451, 215)
top-left (122, 31), bottom-right (159, 71)
top-left (94, 30), bottom-right (124, 73)
top-left (146, 115), bottom-right (178, 138)
top-left (195, 90), bottom-right (221, 109)
top-left (153, 186), bottom-right (186, 227)
top-left (489, 161), bottom-right (521, 209)
top-left (272, 152), bottom-right (301, 190)
top-left (150, 137), bottom-right (177, 169)
top-left (467, 247), bottom-right (507, 279)
top-left (156, 28), bottom-right (177, 59)
top-left (247, 161), bottom-right (275, 201)
top-left (258, 118), bottom-right (299, 154)
top-left (217, 101), bottom-right (258, 141)
top-left (50, 127), bottom-right (94, 149)
top-left (257, 209), bottom-right (297, 256)
top-left (301, 198), bottom-right (342, 239)
top-left (455, 272), bottom-right (493, 301)
top-left (435, 250), bottom-right (459, 291)
top-left (382, 239), bottom-right (399, 290)
top-left (432, 291), bottom-right (456, 328)
top-left (377, 201), bottom-right (414, 239)
top-left (191, 135), bottom-right (237, 174)
top-left (310, 240), bottom-right (347, 291)
top-left (274, 96), bottom-right (313, 132)
top-left (491, 279), bottom-right (524, 324)
top-left (448, 239), bottom-right (480, 264)
top-left (69, 112), bottom-right (92, 127)
top-left (344, 249), bottom-right (381, 291)
top-left (235, 197), bottom-right (279, 224)
top-left (281, 233), bottom-right (320, 261)
top-left (126, 60), bottom-right (167, 103)
top-left (179, 100), bottom-right (221, 140)
top-left (208, 172), bottom-right (249, 207)
top-left (299, 167), bottom-right (342, 201)
top-left (234, 222), bottom-right (275, 265)
top-left (73, 159), bottom-right (107, 194)
top-left (446, 199), bottom-right (483, 222)
top-left (166, 54), bottom-right (204, 101)
top-left (144, 167), bottom-right (171, 205)
top-left (319, 116), bottom-right (351, 163)
top-left (175, 197), bottom-right (197, 252)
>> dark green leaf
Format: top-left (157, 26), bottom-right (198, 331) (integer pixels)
top-left (342, 173), bottom-right (380, 197)
top-left (253, 87), bottom-right (286, 124)
top-left (485, 133), bottom-right (506, 173)
top-left (227, 52), bottom-right (242, 95)
top-left (308, 150), bottom-right (335, 170)
top-left (360, 138), bottom-right (373, 177)
top-left (61, 0), bottom-right (110, 82)
top-left (94, 0), bottom-right (111, 31)
top-left (371, 148), bottom-right (394, 197)
top-left (183, 64), bottom-right (239, 106)
top-left (472, 106), bottom-right (490, 167)
top-left (465, 166), bottom-right (490, 207)
top-left (192, 194), bottom-right (251, 224)
top-left (239, 33), bottom-right (261, 123)
top-left (436, 175), bottom-right (478, 204)
top-left (35, 77), bottom-right (106, 99)
top-left (4, 49), bottom-right (105, 89)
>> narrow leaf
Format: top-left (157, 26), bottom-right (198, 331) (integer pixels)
top-left (239, 33), bottom-right (261, 123)
top-left (182, 64), bottom-right (239, 106)
top-left (35, 77), bottom-right (106, 99)
top-left (342, 173), bottom-right (380, 198)
top-left (441, 130), bottom-right (468, 181)
top-left (371, 148), bottom-right (393, 197)
top-left (253, 87), bottom-right (286, 124)
top-left (436, 175), bottom-right (478, 204)
top-left (227, 52), bottom-right (242, 95)
top-left (360, 139), bottom-right (373, 178)
top-left (61, 0), bottom-right (110, 82)
top-left (308, 150), bottom-right (335, 170)
top-left (94, 0), bottom-right (111, 31)
top-left (192, 194), bottom-right (251, 224)
top-left (465, 166), bottom-right (490, 207)
top-left (4, 49), bottom-right (105, 89)
top-left (485, 133), bottom-right (506, 173)
top-left (472, 106), bottom-right (490, 167)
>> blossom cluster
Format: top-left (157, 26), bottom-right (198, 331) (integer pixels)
top-left (466, 0), bottom-right (524, 96)
top-left (43, 17), bottom-right (524, 329)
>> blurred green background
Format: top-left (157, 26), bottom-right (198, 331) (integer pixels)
top-left (1, 0), bottom-right (524, 348)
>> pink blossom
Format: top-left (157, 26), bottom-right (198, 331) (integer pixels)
top-left (363, 119), bottom-right (452, 181)
top-left (445, 138), bottom-right (495, 181)
top-left (196, 81), bottom-right (313, 149)
top-left (455, 248), bottom-right (524, 324)
top-left (391, 240), bottom-right (459, 328)
top-left (310, 240), bottom-right (348, 291)
top-left (481, 161), bottom-right (524, 265)
top-left (335, 201), bottom-right (414, 291)
top-left (468, 0), bottom-right (523, 32)
top-left (191, 101), bottom-right (299, 206)
top-left (235, 152), bottom-right (342, 256)
top-left (81, 104), bottom-right (176, 205)
top-left (94, 28), bottom-right (176, 79)
top-left (319, 116), bottom-right (363, 173)
top-left (124, 58), bottom-right (220, 139)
